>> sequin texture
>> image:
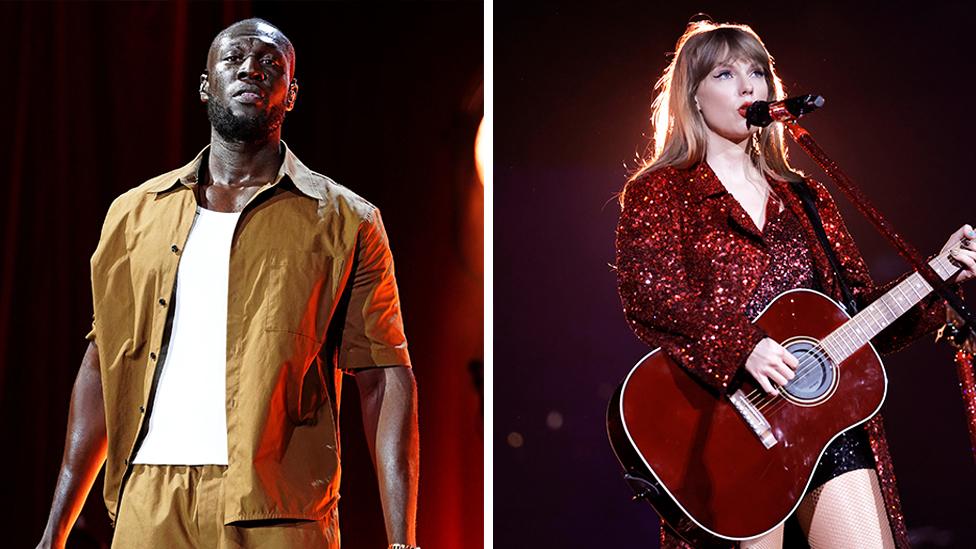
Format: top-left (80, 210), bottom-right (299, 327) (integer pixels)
top-left (616, 162), bottom-right (949, 548)
top-left (742, 201), bottom-right (816, 319)
top-left (955, 351), bottom-right (976, 464)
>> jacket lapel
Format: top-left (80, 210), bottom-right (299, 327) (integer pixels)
top-left (692, 162), bottom-right (766, 242)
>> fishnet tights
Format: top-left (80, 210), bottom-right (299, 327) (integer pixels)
top-left (740, 469), bottom-right (895, 549)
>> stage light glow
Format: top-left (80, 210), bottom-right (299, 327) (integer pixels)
top-left (506, 432), bottom-right (524, 448)
top-left (475, 115), bottom-right (488, 186)
top-left (546, 411), bottom-right (563, 430)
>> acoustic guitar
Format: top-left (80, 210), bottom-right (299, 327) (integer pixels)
top-left (607, 248), bottom-right (961, 545)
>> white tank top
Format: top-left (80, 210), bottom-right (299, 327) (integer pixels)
top-left (133, 207), bottom-right (241, 465)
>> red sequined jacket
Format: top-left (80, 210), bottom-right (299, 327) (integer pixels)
top-left (615, 161), bottom-right (947, 548)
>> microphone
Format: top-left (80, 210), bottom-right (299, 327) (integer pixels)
top-left (746, 94), bottom-right (825, 128)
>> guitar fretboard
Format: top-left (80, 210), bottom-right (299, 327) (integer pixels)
top-left (820, 251), bottom-right (959, 364)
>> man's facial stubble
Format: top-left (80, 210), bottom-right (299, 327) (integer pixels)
top-left (206, 94), bottom-right (287, 143)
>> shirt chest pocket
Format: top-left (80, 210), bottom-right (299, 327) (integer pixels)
top-left (264, 249), bottom-right (345, 342)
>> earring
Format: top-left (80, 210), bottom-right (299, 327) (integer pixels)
top-left (285, 80), bottom-right (298, 109)
top-left (199, 71), bottom-right (209, 99)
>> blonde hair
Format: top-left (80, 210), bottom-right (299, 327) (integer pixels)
top-left (625, 21), bottom-right (802, 200)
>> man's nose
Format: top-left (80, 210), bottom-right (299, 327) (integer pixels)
top-left (237, 56), bottom-right (266, 81)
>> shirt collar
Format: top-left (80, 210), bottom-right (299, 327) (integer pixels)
top-left (144, 140), bottom-right (326, 202)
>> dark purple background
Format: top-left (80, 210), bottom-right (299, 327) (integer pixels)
top-left (497, 3), bottom-right (976, 548)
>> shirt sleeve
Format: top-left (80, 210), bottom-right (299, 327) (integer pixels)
top-left (615, 171), bottom-right (767, 393)
top-left (86, 192), bottom-right (130, 345)
top-left (808, 179), bottom-right (950, 354)
top-left (337, 208), bottom-right (411, 371)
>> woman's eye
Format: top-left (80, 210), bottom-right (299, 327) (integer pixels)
top-left (714, 70), bottom-right (732, 79)
top-left (751, 69), bottom-right (766, 78)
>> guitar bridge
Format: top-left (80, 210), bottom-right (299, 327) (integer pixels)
top-left (729, 389), bottom-right (778, 449)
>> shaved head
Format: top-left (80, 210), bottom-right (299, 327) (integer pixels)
top-left (207, 18), bottom-right (296, 79)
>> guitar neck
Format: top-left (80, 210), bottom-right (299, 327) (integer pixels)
top-left (821, 249), bottom-right (959, 363)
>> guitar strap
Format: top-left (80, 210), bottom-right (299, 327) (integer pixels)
top-left (789, 180), bottom-right (860, 315)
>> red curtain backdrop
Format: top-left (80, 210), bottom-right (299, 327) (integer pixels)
top-left (0, 2), bottom-right (483, 548)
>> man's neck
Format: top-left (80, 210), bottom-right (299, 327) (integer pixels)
top-left (207, 129), bottom-right (283, 188)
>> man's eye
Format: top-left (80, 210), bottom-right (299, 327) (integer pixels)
top-left (225, 55), bottom-right (242, 62)
top-left (262, 58), bottom-right (278, 66)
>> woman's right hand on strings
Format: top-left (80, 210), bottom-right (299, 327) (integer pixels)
top-left (745, 337), bottom-right (799, 394)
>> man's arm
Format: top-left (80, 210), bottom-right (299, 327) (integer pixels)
top-left (36, 342), bottom-right (108, 549)
top-left (356, 365), bottom-right (419, 547)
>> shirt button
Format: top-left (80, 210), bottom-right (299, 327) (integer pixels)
top-left (158, 298), bottom-right (166, 307)
top-left (123, 458), bottom-right (129, 465)
top-left (150, 352), bottom-right (157, 361)
top-left (139, 406), bottom-right (145, 413)
top-left (171, 244), bottom-right (179, 253)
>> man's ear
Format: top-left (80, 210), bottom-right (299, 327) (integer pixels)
top-left (199, 72), bottom-right (210, 103)
top-left (285, 78), bottom-right (299, 112)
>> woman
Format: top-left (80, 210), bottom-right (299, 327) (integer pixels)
top-left (615, 20), bottom-right (976, 549)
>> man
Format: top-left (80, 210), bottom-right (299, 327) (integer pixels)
top-left (36, 18), bottom-right (419, 549)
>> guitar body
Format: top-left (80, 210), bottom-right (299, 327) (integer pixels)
top-left (607, 288), bottom-right (887, 544)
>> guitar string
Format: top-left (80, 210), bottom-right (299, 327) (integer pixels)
top-left (755, 258), bottom-right (945, 415)
top-left (754, 348), bottom-right (822, 412)
top-left (757, 245), bottom-right (962, 414)
top-left (754, 322), bottom-right (866, 413)
top-left (746, 237), bottom-right (966, 407)
top-left (750, 241), bottom-right (965, 415)
top-left (748, 316), bottom-right (877, 411)
top-left (742, 237), bottom-right (968, 414)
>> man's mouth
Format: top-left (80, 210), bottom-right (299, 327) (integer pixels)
top-left (235, 91), bottom-right (264, 104)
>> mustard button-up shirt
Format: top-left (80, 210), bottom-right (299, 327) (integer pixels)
top-left (87, 142), bottom-right (411, 523)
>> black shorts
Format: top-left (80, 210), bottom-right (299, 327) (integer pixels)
top-left (808, 425), bottom-right (875, 491)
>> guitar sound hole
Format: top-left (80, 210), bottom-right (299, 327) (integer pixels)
top-left (781, 339), bottom-right (836, 404)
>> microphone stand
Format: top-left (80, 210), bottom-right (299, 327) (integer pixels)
top-left (771, 113), bottom-right (976, 338)
top-left (954, 349), bottom-right (976, 466)
top-left (770, 111), bottom-right (976, 463)
top-left (936, 318), bottom-right (976, 466)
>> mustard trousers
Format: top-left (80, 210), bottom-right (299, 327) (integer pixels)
top-left (113, 465), bottom-right (340, 548)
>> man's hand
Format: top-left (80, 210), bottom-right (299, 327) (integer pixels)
top-left (355, 365), bottom-right (419, 547)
